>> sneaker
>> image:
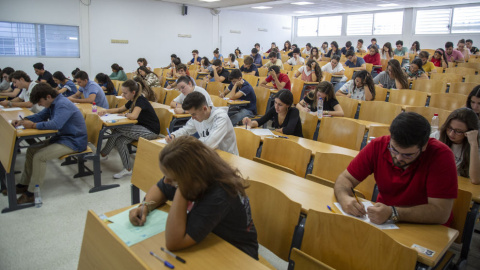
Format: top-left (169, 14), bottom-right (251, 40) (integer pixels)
top-left (113, 169), bottom-right (132, 179)
top-left (17, 193), bottom-right (34, 204)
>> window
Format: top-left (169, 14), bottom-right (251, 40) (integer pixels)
top-left (347, 14), bottom-right (373, 35)
top-left (0, 21), bottom-right (79, 57)
top-left (318, 16), bottom-right (342, 36)
top-left (451, 6), bottom-right (480, 33)
top-left (297, 17), bottom-right (318, 37)
top-left (374, 11), bottom-right (403, 35)
top-left (415, 9), bottom-right (452, 34)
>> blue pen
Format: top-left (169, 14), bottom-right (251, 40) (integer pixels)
top-left (150, 251), bottom-right (174, 269)
top-left (327, 205), bottom-right (337, 213)
top-left (167, 128), bottom-right (171, 137)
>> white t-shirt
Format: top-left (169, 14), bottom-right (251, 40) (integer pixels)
top-left (321, 62), bottom-right (347, 81)
top-left (287, 57), bottom-right (305, 66)
top-left (173, 86), bottom-right (213, 107)
top-left (302, 48), bottom-right (311, 55)
top-left (297, 66), bottom-right (312, 76)
top-left (339, 80), bottom-right (367, 101)
top-left (19, 82), bottom-right (44, 113)
top-left (228, 60), bottom-right (239, 69)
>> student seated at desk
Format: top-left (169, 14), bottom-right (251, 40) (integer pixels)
top-left (336, 71), bottom-right (376, 101)
top-left (167, 92), bottom-right (238, 155)
top-left (334, 112), bottom-right (458, 226)
top-left (243, 89), bottom-right (303, 137)
top-left (0, 67), bottom-right (22, 99)
top-left (162, 54), bottom-right (177, 69)
top-left (259, 65), bottom-right (291, 91)
top-left (212, 48), bottom-right (223, 63)
top-left (310, 47), bottom-right (321, 62)
top-left (344, 50), bottom-right (366, 71)
top-left (225, 53), bottom-right (239, 69)
top-left (8, 83), bottom-right (87, 203)
top-left (133, 77), bottom-right (157, 102)
top-left (98, 80), bottom-right (159, 179)
top-left (0, 70), bottom-right (43, 113)
top-left (431, 108), bottom-right (480, 184)
top-left (403, 59), bottom-right (429, 80)
top-left (188, 50), bottom-right (202, 66)
top-left (467, 86), bottom-right (480, 119)
top-left (33, 62), bottom-right (57, 88)
top-left (251, 48), bottom-right (263, 68)
top-left (53, 71), bottom-right (77, 97)
top-left (285, 48), bottom-right (305, 66)
top-left (430, 49), bottom-right (449, 68)
top-left (220, 69), bottom-right (257, 125)
top-left (170, 76), bottom-right (213, 114)
top-left (373, 59), bottom-right (409, 89)
top-left (294, 59), bottom-right (322, 90)
top-left (296, 81), bottom-right (344, 117)
top-left (207, 59), bottom-right (231, 84)
top-left (166, 64), bottom-right (195, 89)
top-left (68, 71), bottom-right (109, 109)
top-left (240, 56), bottom-right (259, 76)
top-left (363, 45), bottom-right (382, 73)
top-left (95, 73), bottom-right (117, 95)
top-left (199, 57), bottom-right (213, 73)
top-left (262, 52), bottom-right (284, 70)
top-left (419, 51), bottom-right (436, 73)
top-left (109, 63), bottom-right (127, 81)
top-left (135, 66), bottom-right (161, 88)
top-left (129, 136), bottom-right (258, 259)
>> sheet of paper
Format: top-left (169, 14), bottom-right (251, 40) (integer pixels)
top-left (1, 107), bottom-right (23, 111)
top-left (334, 202), bottom-right (399, 230)
top-left (101, 114), bottom-right (127, 121)
top-left (107, 207), bottom-right (168, 247)
top-left (116, 96), bottom-right (124, 99)
top-left (0, 105), bottom-right (3, 108)
top-left (7, 120), bottom-right (25, 129)
top-left (157, 139), bottom-right (167, 144)
top-left (249, 129), bottom-right (275, 136)
top-left (168, 109), bottom-right (175, 113)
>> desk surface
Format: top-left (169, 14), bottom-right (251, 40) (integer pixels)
top-left (227, 99), bottom-right (250, 105)
top-left (98, 205), bottom-right (268, 270)
top-left (150, 102), bottom-right (191, 118)
top-left (143, 139), bottom-right (456, 266)
top-left (253, 129), bottom-right (359, 157)
top-left (458, 176), bottom-right (480, 204)
top-left (0, 108), bottom-right (58, 137)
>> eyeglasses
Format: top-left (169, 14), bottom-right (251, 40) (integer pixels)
top-left (388, 142), bottom-right (420, 160)
top-left (446, 127), bottom-right (466, 136)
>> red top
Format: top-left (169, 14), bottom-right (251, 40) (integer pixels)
top-left (266, 73), bottom-right (291, 90)
top-left (347, 136), bottom-right (458, 226)
top-left (430, 57), bottom-right (442, 67)
top-left (363, 53), bottom-right (382, 71)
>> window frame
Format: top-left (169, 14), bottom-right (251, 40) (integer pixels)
top-left (0, 21), bottom-right (80, 58)
top-left (413, 4), bottom-right (480, 35)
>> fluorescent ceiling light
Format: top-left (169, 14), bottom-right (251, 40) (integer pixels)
top-left (200, 0), bottom-right (220, 2)
top-left (252, 6), bottom-right (272, 9)
top-left (377, 3), bottom-right (399, 7)
top-left (294, 11), bottom-right (310, 14)
top-left (291, 2), bottom-right (314, 5)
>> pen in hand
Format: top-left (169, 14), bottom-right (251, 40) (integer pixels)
top-left (351, 187), bottom-right (361, 204)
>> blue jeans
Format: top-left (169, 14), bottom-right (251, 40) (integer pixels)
top-left (230, 108), bottom-right (254, 126)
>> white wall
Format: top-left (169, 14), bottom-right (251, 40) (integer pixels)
top-left (293, 7), bottom-right (480, 53)
top-left (217, 10), bottom-right (292, 58)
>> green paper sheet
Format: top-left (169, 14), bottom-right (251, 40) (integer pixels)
top-left (107, 207), bottom-right (168, 247)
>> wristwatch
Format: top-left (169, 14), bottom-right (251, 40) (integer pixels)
top-left (389, 206), bottom-right (399, 223)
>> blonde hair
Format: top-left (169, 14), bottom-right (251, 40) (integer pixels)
top-left (122, 79), bottom-right (143, 112)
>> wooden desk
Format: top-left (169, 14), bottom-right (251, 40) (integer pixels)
top-left (227, 100), bottom-right (250, 106)
top-left (0, 108), bottom-right (58, 213)
top-left (78, 205), bottom-right (267, 270)
top-left (131, 139), bottom-right (457, 267)
top-left (457, 176), bottom-right (480, 262)
top-left (149, 103), bottom-right (191, 131)
top-left (196, 72), bottom-right (209, 80)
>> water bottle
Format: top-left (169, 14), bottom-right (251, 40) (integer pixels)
top-left (92, 102), bottom-right (97, 113)
top-left (34, 185), bottom-right (42, 208)
top-left (431, 113), bottom-right (439, 133)
top-left (317, 97), bottom-right (324, 119)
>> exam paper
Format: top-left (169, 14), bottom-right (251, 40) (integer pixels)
top-left (334, 202), bottom-right (399, 230)
top-left (107, 207), bottom-right (168, 247)
top-left (1, 107), bottom-right (23, 111)
top-left (101, 114), bottom-right (127, 121)
top-left (249, 129), bottom-right (275, 136)
top-left (157, 139), bottom-right (167, 144)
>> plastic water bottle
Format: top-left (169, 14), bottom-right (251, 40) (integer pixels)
top-left (34, 185), bottom-right (42, 208)
top-left (317, 97), bottom-right (324, 119)
top-left (431, 113), bottom-right (439, 133)
top-left (92, 102), bottom-right (97, 113)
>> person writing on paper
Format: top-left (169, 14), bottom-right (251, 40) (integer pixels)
top-left (166, 64), bottom-right (196, 89)
top-left (243, 89), bottom-right (303, 137)
top-left (334, 112), bottom-right (458, 225)
top-left (166, 92), bottom-right (238, 155)
top-left (169, 76), bottom-right (213, 114)
top-left (296, 81), bottom-right (344, 117)
top-left (98, 80), bottom-right (159, 179)
top-left (0, 70), bottom-right (43, 113)
top-left (8, 83), bottom-right (87, 203)
top-left (68, 71), bottom-right (109, 109)
top-left (431, 108), bottom-right (480, 185)
top-left (129, 136), bottom-right (258, 259)
top-left (220, 69), bottom-right (257, 125)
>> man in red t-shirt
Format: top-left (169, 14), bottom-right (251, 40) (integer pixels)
top-left (260, 65), bottom-right (291, 91)
top-left (334, 112), bottom-right (458, 226)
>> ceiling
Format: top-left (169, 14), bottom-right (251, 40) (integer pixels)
top-left (156, 0), bottom-right (480, 16)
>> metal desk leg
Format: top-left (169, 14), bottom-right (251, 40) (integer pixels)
top-left (131, 184), bottom-right (140, 205)
top-left (458, 202), bottom-right (479, 265)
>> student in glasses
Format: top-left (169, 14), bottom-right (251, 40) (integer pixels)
top-left (334, 112), bottom-right (458, 225)
top-left (431, 108), bottom-right (479, 184)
